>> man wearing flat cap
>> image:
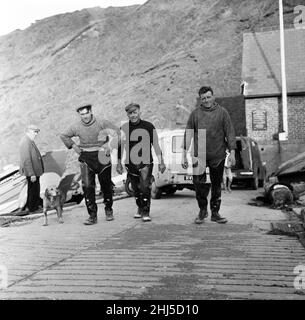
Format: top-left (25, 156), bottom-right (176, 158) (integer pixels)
top-left (19, 124), bottom-right (44, 213)
top-left (60, 104), bottom-right (121, 225)
top-left (117, 103), bottom-right (166, 222)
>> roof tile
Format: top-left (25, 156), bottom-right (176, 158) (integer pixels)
top-left (242, 28), bottom-right (305, 96)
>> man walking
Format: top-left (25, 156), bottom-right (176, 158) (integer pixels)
top-left (116, 103), bottom-right (166, 222)
top-left (182, 86), bottom-right (236, 224)
top-left (60, 104), bottom-right (120, 225)
top-left (19, 124), bottom-right (44, 213)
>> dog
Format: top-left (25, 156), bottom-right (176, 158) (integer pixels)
top-left (43, 186), bottom-right (66, 226)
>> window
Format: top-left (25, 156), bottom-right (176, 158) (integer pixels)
top-left (172, 135), bottom-right (184, 153)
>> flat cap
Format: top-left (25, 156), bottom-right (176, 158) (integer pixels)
top-left (125, 103), bottom-right (140, 112)
top-left (75, 104), bottom-right (92, 112)
top-left (27, 124), bottom-right (40, 132)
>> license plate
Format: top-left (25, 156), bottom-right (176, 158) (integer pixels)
top-left (184, 175), bottom-right (192, 181)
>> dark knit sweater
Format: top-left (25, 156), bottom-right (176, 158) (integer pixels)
top-left (184, 102), bottom-right (236, 161)
top-left (118, 119), bottom-right (162, 166)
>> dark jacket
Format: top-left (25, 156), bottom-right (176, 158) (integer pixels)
top-left (19, 135), bottom-right (44, 177)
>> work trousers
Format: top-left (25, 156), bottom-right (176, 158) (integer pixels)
top-left (26, 176), bottom-right (42, 212)
top-left (127, 163), bottom-right (153, 215)
top-left (79, 151), bottom-right (113, 219)
top-left (193, 159), bottom-right (225, 214)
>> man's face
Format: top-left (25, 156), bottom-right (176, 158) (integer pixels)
top-left (199, 90), bottom-right (215, 108)
top-left (127, 108), bottom-right (140, 123)
top-left (28, 129), bottom-right (39, 140)
top-left (78, 108), bottom-right (92, 123)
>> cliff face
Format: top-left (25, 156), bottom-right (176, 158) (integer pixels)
top-left (0, 0), bottom-right (300, 167)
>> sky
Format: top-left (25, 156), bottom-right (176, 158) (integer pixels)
top-left (0, 0), bottom-right (147, 36)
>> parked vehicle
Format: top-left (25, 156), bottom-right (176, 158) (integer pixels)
top-left (124, 132), bottom-right (266, 196)
top-left (124, 129), bottom-right (210, 198)
top-left (232, 136), bottom-right (266, 189)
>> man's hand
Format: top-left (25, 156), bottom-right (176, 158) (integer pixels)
top-left (116, 163), bottom-right (124, 175)
top-left (181, 153), bottom-right (188, 169)
top-left (72, 144), bottom-right (82, 155)
top-left (229, 150), bottom-right (236, 167)
top-left (30, 176), bottom-right (37, 182)
top-left (158, 162), bottom-right (166, 174)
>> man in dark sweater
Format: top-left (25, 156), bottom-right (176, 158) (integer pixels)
top-left (116, 103), bottom-right (166, 222)
top-left (60, 104), bottom-right (121, 225)
top-left (182, 86), bottom-right (236, 224)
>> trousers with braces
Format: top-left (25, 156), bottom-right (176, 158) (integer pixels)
top-left (79, 151), bottom-right (113, 219)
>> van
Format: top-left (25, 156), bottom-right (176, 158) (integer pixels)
top-left (232, 136), bottom-right (266, 189)
top-left (124, 129), bottom-right (210, 198)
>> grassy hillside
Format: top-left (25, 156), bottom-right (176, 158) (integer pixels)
top-left (0, 0), bottom-right (300, 168)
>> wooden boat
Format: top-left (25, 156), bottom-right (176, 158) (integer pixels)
top-left (0, 165), bottom-right (26, 214)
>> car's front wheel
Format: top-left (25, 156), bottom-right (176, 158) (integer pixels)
top-left (165, 188), bottom-right (177, 195)
top-left (124, 176), bottom-right (135, 197)
top-left (250, 177), bottom-right (259, 190)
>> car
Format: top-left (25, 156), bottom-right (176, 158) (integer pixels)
top-left (231, 136), bottom-right (266, 190)
top-left (124, 129), bottom-right (210, 198)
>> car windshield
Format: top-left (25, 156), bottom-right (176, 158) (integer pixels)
top-left (172, 135), bottom-right (184, 153)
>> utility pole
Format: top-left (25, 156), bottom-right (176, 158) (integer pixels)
top-left (279, 0), bottom-right (288, 141)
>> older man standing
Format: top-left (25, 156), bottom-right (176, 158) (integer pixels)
top-left (182, 86), bottom-right (236, 224)
top-left (60, 104), bottom-right (121, 225)
top-left (19, 124), bottom-right (44, 213)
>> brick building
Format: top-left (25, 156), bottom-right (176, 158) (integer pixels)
top-left (242, 27), bottom-right (305, 174)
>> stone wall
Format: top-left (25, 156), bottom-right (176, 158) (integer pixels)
top-left (245, 96), bottom-right (305, 140)
top-left (288, 96), bottom-right (305, 140)
top-left (245, 97), bottom-right (279, 141)
top-left (245, 96), bottom-right (305, 175)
